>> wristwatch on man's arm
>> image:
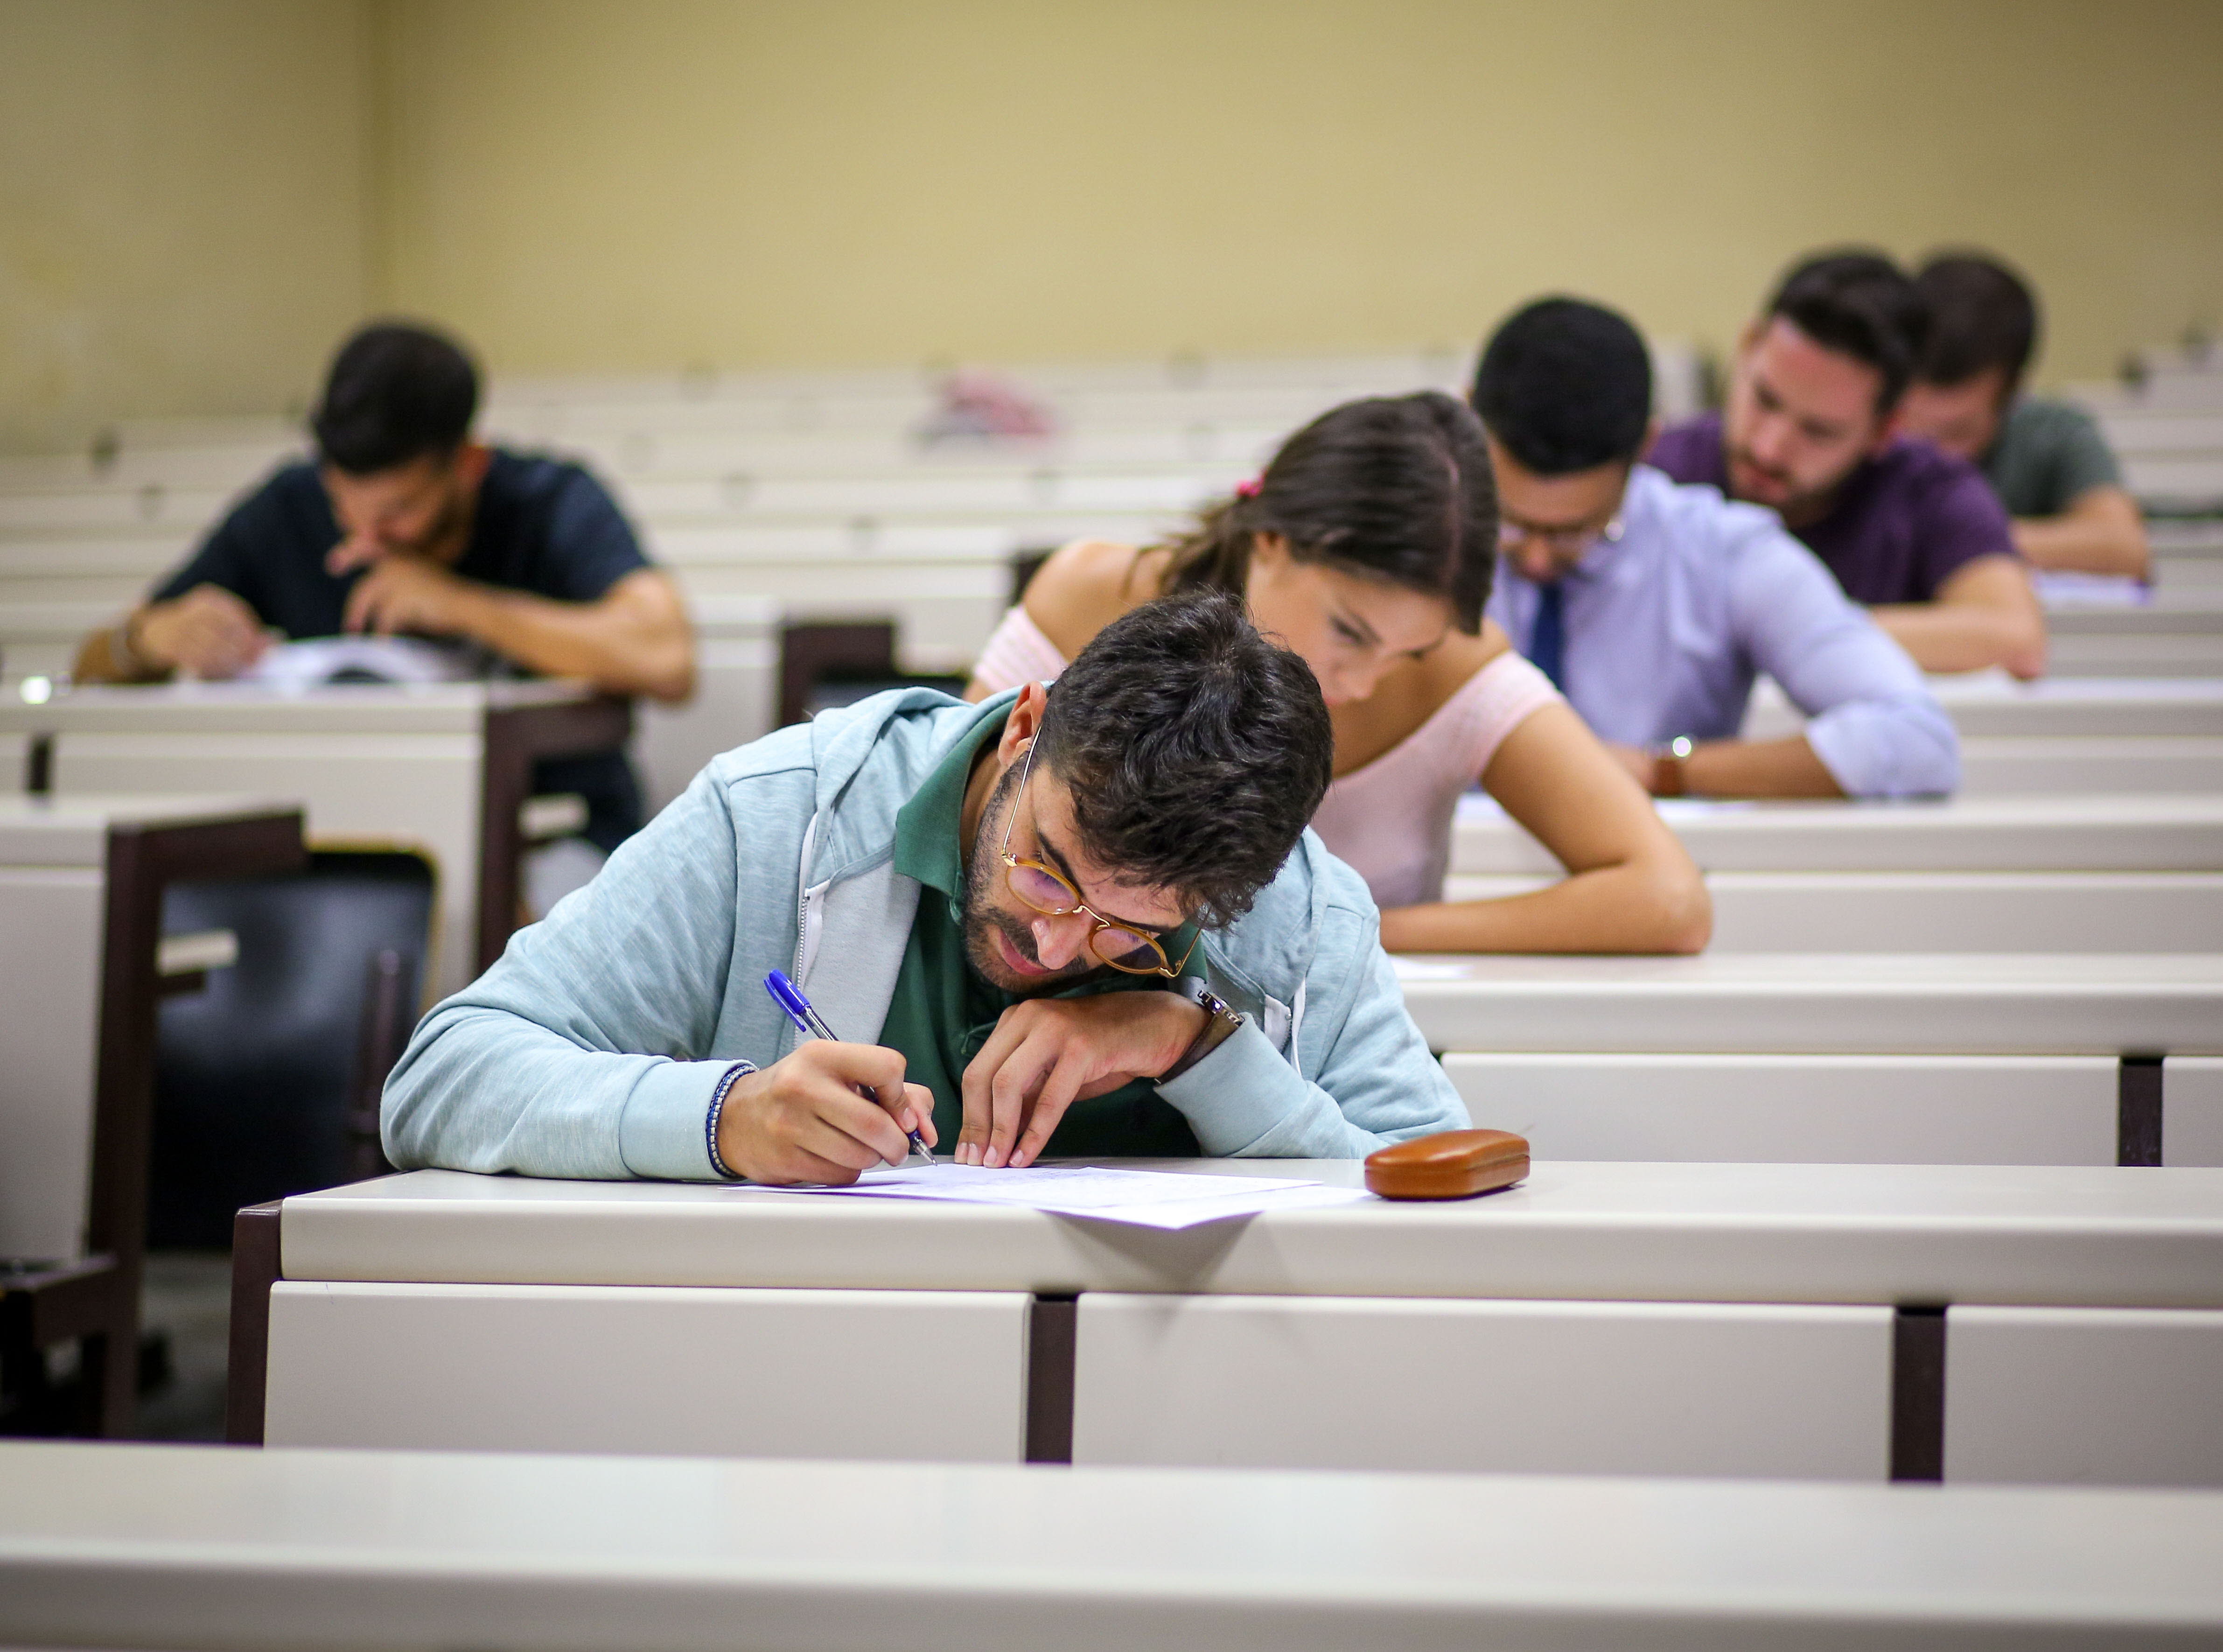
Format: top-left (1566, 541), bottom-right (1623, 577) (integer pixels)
top-left (1649, 735), bottom-right (1694, 798)
top-left (1160, 986), bottom-right (1245, 1081)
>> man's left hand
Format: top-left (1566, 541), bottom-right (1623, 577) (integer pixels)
top-left (956, 991), bottom-right (1205, 1169)
top-left (341, 553), bottom-right (480, 639)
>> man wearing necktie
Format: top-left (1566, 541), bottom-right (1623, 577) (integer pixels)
top-left (1471, 297), bottom-right (1958, 801)
top-left (1522, 563), bottom-right (1568, 692)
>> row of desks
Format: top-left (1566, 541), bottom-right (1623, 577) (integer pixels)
top-left (0, 417), bottom-right (2208, 527)
top-left (1, 628), bottom-right (778, 994)
top-left (7, 521), bottom-right (2223, 680)
top-left (233, 1160), bottom-right (2223, 1493)
top-left (4, 686), bottom-right (2215, 1008)
top-left (1442, 868), bottom-right (2223, 951)
top-left (1395, 953), bottom-right (2223, 1172)
top-left (2, 682), bottom-right (633, 991)
top-left (1391, 953), bottom-right (2223, 1057)
top-left (1458, 791), bottom-right (2223, 872)
top-left (11, 1441), bottom-right (2216, 1650)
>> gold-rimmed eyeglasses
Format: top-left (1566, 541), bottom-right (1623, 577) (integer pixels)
top-left (997, 736), bottom-right (1201, 977)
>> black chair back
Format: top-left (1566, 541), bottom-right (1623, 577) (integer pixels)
top-left (147, 850), bottom-right (434, 1248)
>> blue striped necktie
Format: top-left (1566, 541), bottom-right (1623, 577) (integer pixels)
top-left (1529, 580), bottom-right (1566, 690)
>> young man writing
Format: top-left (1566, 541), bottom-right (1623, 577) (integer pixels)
top-left (1898, 252), bottom-right (2150, 581)
top-left (1475, 297), bottom-right (1958, 800)
top-left (1650, 252), bottom-right (2047, 679)
top-left (74, 322), bottom-right (692, 854)
top-left (382, 594), bottom-right (1471, 1183)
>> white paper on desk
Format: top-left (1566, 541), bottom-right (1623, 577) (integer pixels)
top-left (755, 1163), bottom-right (1371, 1229)
top-left (237, 635), bottom-right (484, 688)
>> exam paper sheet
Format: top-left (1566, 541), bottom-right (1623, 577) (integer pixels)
top-left (755, 1164), bottom-right (1372, 1229)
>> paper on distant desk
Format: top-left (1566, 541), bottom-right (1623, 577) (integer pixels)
top-left (758, 1163), bottom-right (1370, 1229)
top-left (237, 635), bottom-right (483, 689)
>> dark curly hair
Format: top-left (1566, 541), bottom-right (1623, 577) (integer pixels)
top-left (1035, 591), bottom-right (1332, 926)
top-left (1157, 391), bottom-right (1496, 633)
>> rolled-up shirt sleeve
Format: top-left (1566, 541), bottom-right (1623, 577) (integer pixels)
top-left (1729, 521), bottom-right (1961, 798)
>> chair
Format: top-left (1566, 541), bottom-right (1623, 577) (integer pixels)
top-left (145, 850), bottom-right (435, 1250)
top-left (778, 622), bottom-right (966, 727)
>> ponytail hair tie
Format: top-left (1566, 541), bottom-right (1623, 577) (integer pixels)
top-left (1234, 476), bottom-right (1262, 500)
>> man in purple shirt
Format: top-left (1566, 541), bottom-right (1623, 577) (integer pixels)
top-left (1650, 251), bottom-right (2047, 679)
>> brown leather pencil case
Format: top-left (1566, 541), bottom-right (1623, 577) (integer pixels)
top-left (1365, 1129), bottom-right (1531, 1200)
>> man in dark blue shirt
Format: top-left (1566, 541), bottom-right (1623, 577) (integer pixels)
top-left (75, 323), bottom-right (694, 852)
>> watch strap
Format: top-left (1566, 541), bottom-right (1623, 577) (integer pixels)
top-left (1161, 986), bottom-right (1244, 1081)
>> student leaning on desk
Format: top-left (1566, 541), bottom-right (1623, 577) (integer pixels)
top-left (1650, 251), bottom-right (2049, 682)
top-left (1899, 252), bottom-right (2152, 582)
top-left (382, 594), bottom-right (1471, 1185)
top-left (1477, 296), bottom-right (1960, 802)
top-left (71, 321), bottom-right (694, 857)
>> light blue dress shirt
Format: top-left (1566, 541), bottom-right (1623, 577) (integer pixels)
top-left (1487, 466), bottom-right (1960, 798)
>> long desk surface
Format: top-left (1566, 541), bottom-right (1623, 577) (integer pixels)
top-left (278, 1162), bottom-right (2223, 1309)
top-left (7, 1443), bottom-right (2217, 1652)
top-left (2047, 590), bottom-right (2223, 635)
top-left (1742, 673), bottom-right (2223, 739)
top-left (0, 674), bottom-right (597, 736)
top-left (1454, 792), bottom-right (2223, 874)
top-left (1392, 952), bottom-right (2223, 1056)
top-left (2045, 633), bottom-right (2223, 678)
top-left (1437, 868), bottom-right (2223, 952)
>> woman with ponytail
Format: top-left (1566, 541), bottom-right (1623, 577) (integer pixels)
top-left (967, 392), bottom-right (1711, 954)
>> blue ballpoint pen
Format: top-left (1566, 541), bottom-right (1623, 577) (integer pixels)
top-left (764, 970), bottom-right (933, 1164)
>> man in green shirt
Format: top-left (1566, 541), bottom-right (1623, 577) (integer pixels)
top-left (877, 676), bottom-right (1211, 1160)
top-left (1899, 253), bottom-right (2150, 580)
top-left (384, 592), bottom-right (1472, 1184)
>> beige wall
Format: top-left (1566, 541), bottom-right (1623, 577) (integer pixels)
top-left (375, 0), bottom-right (2223, 389)
top-left (0, 0), bottom-right (374, 453)
top-left (6, 0), bottom-right (2219, 451)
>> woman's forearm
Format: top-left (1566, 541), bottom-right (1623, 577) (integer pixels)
top-left (1379, 858), bottom-right (1712, 956)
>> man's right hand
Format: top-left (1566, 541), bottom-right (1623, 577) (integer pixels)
top-left (714, 1040), bottom-right (937, 1185)
top-left (130, 585), bottom-right (270, 679)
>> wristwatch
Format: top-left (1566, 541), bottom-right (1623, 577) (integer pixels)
top-left (1161, 986), bottom-right (1244, 1080)
top-left (1650, 735), bottom-right (1694, 798)
top-left (110, 612), bottom-right (148, 676)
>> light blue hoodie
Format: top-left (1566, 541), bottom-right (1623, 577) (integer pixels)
top-left (383, 688), bottom-right (1468, 1178)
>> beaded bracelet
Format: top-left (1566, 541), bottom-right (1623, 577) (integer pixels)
top-left (704, 1061), bottom-right (756, 1181)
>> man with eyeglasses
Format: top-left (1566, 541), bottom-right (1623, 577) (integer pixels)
top-left (1473, 297), bottom-right (1958, 800)
top-left (384, 593), bottom-right (1470, 1184)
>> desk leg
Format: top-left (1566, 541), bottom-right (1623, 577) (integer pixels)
top-left (2119, 1056), bottom-right (2164, 1167)
top-left (1025, 1294), bottom-right (1077, 1464)
top-left (1890, 1305), bottom-right (1947, 1483)
top-left (225, 1202), bottom-right (283, 1446)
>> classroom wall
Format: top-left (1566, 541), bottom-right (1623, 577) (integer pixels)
top-left (4, 1), bottom-right (2219, 451)
top-left (0, 0), bottom-right (374, 453)
top-left (375, 0), bottom-right (2223, 389)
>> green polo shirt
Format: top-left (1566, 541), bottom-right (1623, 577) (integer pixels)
top-left (880, 703), bottom-right (1204, 1159)
top-left (1981, 396), bottom-right (2122, 518)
